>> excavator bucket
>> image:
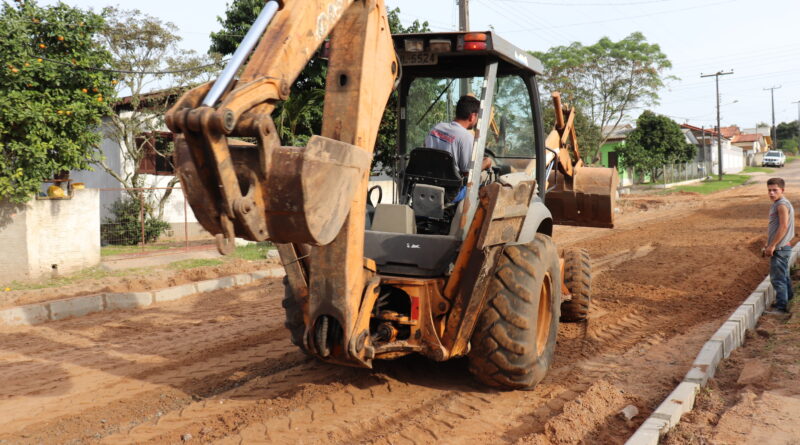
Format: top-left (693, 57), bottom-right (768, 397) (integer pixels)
top-left (545, 165), bottom-right (618, 229)
top-left (173, 132), bottom-right (372, 249)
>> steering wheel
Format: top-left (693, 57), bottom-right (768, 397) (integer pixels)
top-left (483, 148), bottom-right (498, 171)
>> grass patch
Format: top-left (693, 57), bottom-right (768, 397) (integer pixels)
top-left (670, 174), bottom-right (750, 194)
top-left (2, 258), bottom-right (225, 292)
top-left (1, 266), bottom-right (149, 292)
top-left (166, 259), bottom-right (224, 270)
top-left (787, 156), bottom-right (799, 163)
top-left (101, 244), bottom-right (171, 257)
top-left (743, 166), bottom-right (775, 174)
top-left (232, 242), bottom-right (274, 261)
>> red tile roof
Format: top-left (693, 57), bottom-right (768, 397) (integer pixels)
top-left (720, 126), bottom-right (740, 138)
top-left (732, 133), bottom-right (761, 143)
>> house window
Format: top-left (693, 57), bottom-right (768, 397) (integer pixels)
top-left (136, 132), bottom-right (175, 175)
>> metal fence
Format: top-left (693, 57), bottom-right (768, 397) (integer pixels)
top-left (662, 160), bottom-right (713, 185)
top-left (98, 187), bottom-right (213, 257)
top-left (621, 160), bottom-right (713, 187)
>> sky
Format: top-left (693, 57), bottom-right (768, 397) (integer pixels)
top-left (44, 0), bottom-right (800, 131)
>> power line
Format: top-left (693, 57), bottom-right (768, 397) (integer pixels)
top-left (496, 0), bottom-right (675, 5)
top-left (501, 0), bottom-right (737, 32)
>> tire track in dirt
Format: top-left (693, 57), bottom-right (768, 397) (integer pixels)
top-left (0, 180), bottom-right (781, 444)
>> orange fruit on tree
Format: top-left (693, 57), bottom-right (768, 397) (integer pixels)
top-left (39, 43), bottom-right (45, 49)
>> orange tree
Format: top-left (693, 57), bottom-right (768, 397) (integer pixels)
top-left (0, 0), bottom-right (114, 203)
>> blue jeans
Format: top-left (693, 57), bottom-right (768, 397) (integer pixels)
top-left (770, 246), bottom-right (794, 310)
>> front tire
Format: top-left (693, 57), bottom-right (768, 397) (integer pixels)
top-left (468, 234), bottom-right (561, 390)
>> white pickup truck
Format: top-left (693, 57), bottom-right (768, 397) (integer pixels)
top-left (762, 150), bottom-right (786, 168)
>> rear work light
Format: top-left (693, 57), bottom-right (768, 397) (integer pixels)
top-left (463, 32), bottom-right (488, 51)
top-left (464, 33), bottom-right (488, 42)
top-left (464, 41), bottom-right (487, 51)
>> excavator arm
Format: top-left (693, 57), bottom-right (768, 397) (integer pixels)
top-left (166, 0), bottom-right (398, 365)
top-left (543, 92), bottom-right (618, 228)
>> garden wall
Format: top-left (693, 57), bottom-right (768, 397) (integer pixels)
top-left (0, 189), bottom-right (100, 283)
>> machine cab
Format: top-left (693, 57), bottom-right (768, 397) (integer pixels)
top-left (364, 32), bottom-right (549, 277)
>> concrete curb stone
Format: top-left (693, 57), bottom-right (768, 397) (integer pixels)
top-left (709, 321), bottom-right (743, 358)
top-left (233, 273), bottom-right (253, 286)
top-left (195, 276), bottom-right (236, 293)
top-left (105, 292), bottom-right (154, 310)
top-left (49, 294), bottom-right (104, 321)
top-left (0, 267), bottom-right (284, 328)
top-left (683, 340), bottom-right (723, 385)
top-left (153, 283), bottom-right (199, 303)
top-left (650, 382), bottom-right (699, 427)
top-left (0, 304), bottom-right (50, 326)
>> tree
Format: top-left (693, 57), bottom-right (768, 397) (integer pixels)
top-left (531, 32), bottom-right (674, 163)
top-left (0, 0), bottom-right (114, 203)
top-left (616, 111), bottom-right (695, 174)
top-left (209, 3), bottom-right (428, 172)
top-left (775, 121), bottom-right (799, 153)
top-left (98, 7), bottom-right (220, 219)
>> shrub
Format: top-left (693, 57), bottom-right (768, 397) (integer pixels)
top-left (101, 198), bottom-right (170, 245)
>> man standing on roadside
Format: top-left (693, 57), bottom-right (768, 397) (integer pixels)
top-left (765, 177), bottom-right (795, 314)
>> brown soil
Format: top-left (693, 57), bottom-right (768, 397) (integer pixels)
top-left (0, 174), bottom-right (795, 444)
top-left (0, 258), bottom-right (277, 310)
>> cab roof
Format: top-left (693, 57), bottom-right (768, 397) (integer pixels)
top-left (392, 31), bottom-right (544, 75)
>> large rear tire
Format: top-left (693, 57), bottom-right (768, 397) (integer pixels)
top-left (560, 248), bottom-right (592, 322)
top-left (468, 234), bottom-right (561, 390)
top-left (281, 277), bottom-right (308, 354)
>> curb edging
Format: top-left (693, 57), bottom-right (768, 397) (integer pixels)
top-left (0, 267), bottom-right (286, 327)
top-left (625, 246), bottom-right (799, 445)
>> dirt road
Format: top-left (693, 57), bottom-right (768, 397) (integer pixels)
top-left (0, 170), bottom-right (791, 444)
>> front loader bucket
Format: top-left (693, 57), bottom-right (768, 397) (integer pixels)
top-left (545, 166), bottom-right (618, 228)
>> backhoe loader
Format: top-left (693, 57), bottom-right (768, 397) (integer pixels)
top-left (165, 0), bottom-right (617, 389)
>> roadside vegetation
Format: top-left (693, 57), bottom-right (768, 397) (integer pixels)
top-left (3, 243), bottom-right (271, 292)
top-left (668, 174), bottom-right (751, 194)
top-left (743, 166), bottom-right (775, 174)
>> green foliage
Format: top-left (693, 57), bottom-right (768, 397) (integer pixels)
top-left (208, 4), bottom-right (429, 173)
top-left (98, 7), bottom-right (219, 218)
top-left (233, 241), bottom-right (273, 261)
top-left (531, 32), bottom-right (673, 161)
top-left (0, 0), bottom-right (114, 203)
top-left (101, 198), bottom-right (170, 246)
top-left (670, 174), bottom-right (750, 195)
top-left (617, 111), bottom-right (695, 172)
top-left (776, 121), bottom-right (799, 154)
top-left (167, 258), bottom-right (224, 269)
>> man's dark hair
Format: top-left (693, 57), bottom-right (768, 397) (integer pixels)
top-left (767, 177), bottom-right (786, 189)
top-left (455, 95), bottom-right (480, 120)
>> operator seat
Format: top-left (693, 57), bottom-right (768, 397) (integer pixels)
top-left (402, 148), bottom-right (464, 203)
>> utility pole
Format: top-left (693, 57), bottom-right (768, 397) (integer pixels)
top-left (764, 85), bottom-right (782, 149)
top-left (701, 70), bottom-right (734, 181)
top-left (458, 0), bottom-right (470, 97)
top-left (459, 0), bottom-right (470, 32)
